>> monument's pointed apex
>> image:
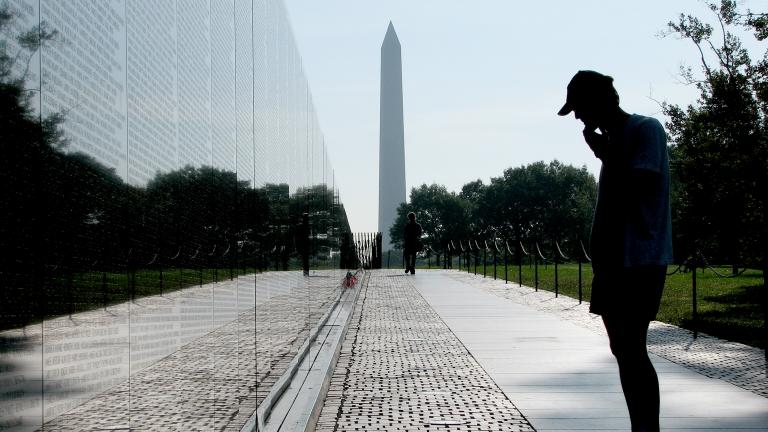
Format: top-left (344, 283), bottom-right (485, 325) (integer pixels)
top-left (383, 21), bottom-right (399, 47)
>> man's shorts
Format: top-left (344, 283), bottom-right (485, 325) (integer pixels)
top-left (589, 265), bottom-right (666, 321)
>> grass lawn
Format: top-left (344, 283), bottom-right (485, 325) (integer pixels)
top-left (445, 259), bottom-right (765, 349)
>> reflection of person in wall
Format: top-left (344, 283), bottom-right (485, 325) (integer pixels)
top-left (403, 212), bottom-right (423, 275)
top-left (558, 70), bottom-right (673, 432)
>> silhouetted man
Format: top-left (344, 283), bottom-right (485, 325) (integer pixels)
top-left (403, 212), bottom-right (422, 274)
top-left (559, 70), bottom-right (673, 432)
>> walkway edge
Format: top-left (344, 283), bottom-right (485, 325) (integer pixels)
top-left (242, 270), bottom-right (365, 432)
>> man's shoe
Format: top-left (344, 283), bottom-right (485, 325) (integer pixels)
top-left (405, 268), bottom-right (409, 274)
top-left (410, 269), bottom-right (415, 275)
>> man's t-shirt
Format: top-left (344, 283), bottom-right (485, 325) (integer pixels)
top-left (590, 114), bottom-right (673, 269)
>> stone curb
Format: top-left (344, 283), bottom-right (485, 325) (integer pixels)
top-left (244, 270), bottom-right (365, 432)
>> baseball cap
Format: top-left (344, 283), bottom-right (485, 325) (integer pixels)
top-left (557, 70), bottom-right (616, 116)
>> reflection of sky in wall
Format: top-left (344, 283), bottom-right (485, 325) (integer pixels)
top-left (211, 1), bottom-right (236, 175)
top-left (9, 0), bottom-right (335, 192)
top-left (285, 0), bottom-right (765, 232)
top-left (234, 0), bottom-right (254, 186)
top-left (26, 1), bottom-right (129, 179)
top-left (176, 0), bottom-right (212, 170)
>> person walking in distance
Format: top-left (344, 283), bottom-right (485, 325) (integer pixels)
top-left (403, 212), bottom-right (423, 275)
top-left (558, 70), bottom-right (673, 432)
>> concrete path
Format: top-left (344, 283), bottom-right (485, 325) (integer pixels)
top-left (414, 270), bottom-right (768, 431)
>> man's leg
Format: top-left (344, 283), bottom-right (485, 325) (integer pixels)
top-left (404, 252), bottom-right (412, 273)
top-left (405, 253), bottom-right (410, 273)
top-left (602, 315), bottom-right (659, 432)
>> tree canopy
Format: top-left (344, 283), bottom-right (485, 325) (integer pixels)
top-left (389, 161), bottom-right (597, 258)
top-left (662, 0), bottom-right (767, 265)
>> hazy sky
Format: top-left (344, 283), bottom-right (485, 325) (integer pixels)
top-left (283, 0), bottom-right (763, 233)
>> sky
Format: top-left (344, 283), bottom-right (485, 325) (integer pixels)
top-left (283, 0), bottom-right (763, 233)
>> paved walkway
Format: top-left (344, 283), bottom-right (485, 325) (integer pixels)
top-left (318, 270), bottom-right (768, 431)
top-left (4, 269), bottom-right (765, 430)
top-left (316, 270), bottom-right (534, 431)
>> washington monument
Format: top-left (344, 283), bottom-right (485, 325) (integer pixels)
top-left (378, 22), bottom-right (406, 251)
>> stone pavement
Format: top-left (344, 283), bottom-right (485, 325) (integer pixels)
top-left (316, 270), bottom-right (535, 431)
top-left (318, 270), bottom-right (768, 431)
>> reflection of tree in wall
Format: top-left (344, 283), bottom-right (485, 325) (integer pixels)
top-left (0, 8), bottom-right (354, 330)
top-left (1, 8), bottom-right (65, 327)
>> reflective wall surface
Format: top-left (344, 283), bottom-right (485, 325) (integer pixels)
top-left (0, 0), bottom-right (353, 429)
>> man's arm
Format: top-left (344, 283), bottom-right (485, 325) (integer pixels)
top-left (627, 118), bottom-right (666, 238)
top-left (627, 168), bottom-right (661, 240)
top-left (583, 127), bottom-right (610, 161)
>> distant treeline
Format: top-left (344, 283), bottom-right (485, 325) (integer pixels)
top-left (389, 161), bottom-right (597, 260)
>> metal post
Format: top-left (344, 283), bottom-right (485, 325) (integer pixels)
top-left (483, 247), bottom-right (486, 278)
top-left (692, 260), bottom-right (698, 339)
top-left (578, 259), bottom-right (583, 304)
top-left (554, 249), bottom-right (559, 298)
top-left (504, 244), bottom-right (508, 284)
top-left (443, 244), bottom-right (448, 270)
top-left (493, 247), bottom-right (497, 280)
top-left (579, 240), bottom-right (590, 305)
top-left (534, 252), bottom-right (539, 291)
top-left (466, 249), bottom-right (469, 272)
top-left (518, 245), bottom-right (523, 287)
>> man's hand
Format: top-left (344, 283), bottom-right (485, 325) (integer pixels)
top-left (583, 127), bottom-right (609, 160)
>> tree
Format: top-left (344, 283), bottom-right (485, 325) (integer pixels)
top-left (389, 184), bottom-right (471, 253)
top-left (663, 0), bottom-right (767, 266)
top-left (387, 162), bottom-right (596, 260)
top-left (470, 161), bottom-right (596, 254)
